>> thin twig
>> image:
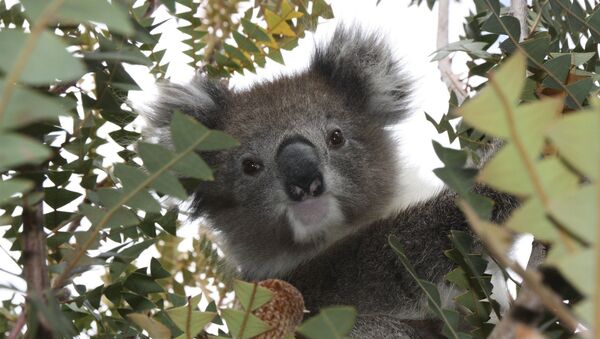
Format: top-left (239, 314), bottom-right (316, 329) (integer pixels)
top-left (528, 1), bottom-right (548, 37)
top-left (8, 310), bottom-right (26, 339)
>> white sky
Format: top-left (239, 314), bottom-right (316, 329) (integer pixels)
top-left (0, 0), bottom-right (478, 327)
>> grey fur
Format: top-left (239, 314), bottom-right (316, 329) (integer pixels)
top-left (138, 26), bottom-right (517, 337)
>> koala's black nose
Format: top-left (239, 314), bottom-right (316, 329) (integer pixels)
top-left (276, 136), bottom-right (325, 201)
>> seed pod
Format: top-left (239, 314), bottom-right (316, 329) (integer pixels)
top-left (253, 279), bottom-right (305, 339)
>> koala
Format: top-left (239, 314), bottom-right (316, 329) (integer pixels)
top-left (139, 27), bottom-right (518, 338)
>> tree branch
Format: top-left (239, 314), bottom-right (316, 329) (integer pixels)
top-left (510, 0), bottom-right (528, 42)
top-left (8, 310), bottom-right (26, 339)
top-left (22, 188), bottom-right (53, 338)
top-left (436, 0), bottom-right (467, 104)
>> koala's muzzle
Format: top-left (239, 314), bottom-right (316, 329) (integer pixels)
top-left (276, 136), bottom-right (325, 201)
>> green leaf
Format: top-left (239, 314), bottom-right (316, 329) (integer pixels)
top-left (510, 97), bottom-right (563, 155)
top-left (267, 48), bottom-right (284, 64)
top-left (542, 54), bottom-right (571, 89)
top-left (587, 6), bottom-right (600, 40)
top-left (549, 184), bottom-right (596, 243)
top-left (47, 231), bottom-right (72, 248)
top-left (109, 130), bottom-right (141, 148)
top-left (170, 112), bottom-right (239, 152)
top-left (221, 308), bottom-right (271, 339)
top-left (150, 258), bottom-right (171, 279)
top-left (233, 31), bottom-right (260, 53)
top-left (233, 280), bottom-right (273, 312)
top-left (553, 248), bottom-right (594, 298)
top-left (459, 52), bottom-right (527, 138)
top-left (565, 78), bottom-right (593, 109)
top-left (241, 19), bottom-right (272, 42)
top-left (47, 170), bottom-right (73, 187)
top-left (166, 296), bottom-right (215, 339)
top-left (264, 9), bottom-right (296, 37)
top-left (150, 172), bottom-right (188, 200)
top-left (124, 272), bottom-right (164, 295)
top-left (22, 0), bottom-right (133, 35)
top-left (113, 164), bottom-right (162, 213)
top-left (44, 187), bottom-right (81, 210)
top-left (479, 147), bottom-right (578, 197)
top-left (0, 30), bottom-right (85, 85)
top-left (83, 50), bottom-right (152, 66)
top-left (520, 33), bottom-right (550, 65)
top-left (86, 285), bottom-right (104, 309)
top-left (0, 133), bottom-right (51, 171)
top-left (157, 208), bottom-right (178, 235)
top-left (0, 178), bottom-right (33, 204)
top-left (117, 239), bottom-right (155, 260)
top-left (297, 306), bottom-right (357, 339)
top-left (128, 313), bottom-right (172, 339)
top-left (431, 39), bottom-right (492, 61)
top-left (432, 141), bottom-right (467, 167)
top-left (122, 292), bottom-right (155, 311)
top-left (547, 110), bottom-right (599, 179)
top-left (0, 79), bottom-right (75, 129)
top-left (548, 52), bottom-right (595, 67)
top-left (482, 15), bottom-right (521, 41)
top-left (80, 203), bottom-right (139, 230)
top-left (505, 198), bottom-right (559, 243)
top-left (449, 231), bottom-right (497, 300)
top-left (137, 142), bottom-right (213, 181)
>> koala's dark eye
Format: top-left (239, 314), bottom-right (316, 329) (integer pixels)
top-left (242, 159), bottom-right (263, 176)
top-left (328, 129), bottom-right (345, 148)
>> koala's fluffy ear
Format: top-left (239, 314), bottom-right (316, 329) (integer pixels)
top-left (136, 76), bottom-right (229, 144)
top-left (311, 26), bottom-right (411, 125)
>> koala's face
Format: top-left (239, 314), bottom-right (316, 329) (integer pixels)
top-left (142, 27), bottom-right (410, 278)
top-left (202, 74), bottom-right (398, 247)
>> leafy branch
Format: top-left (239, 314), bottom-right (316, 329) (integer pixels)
top-left (0, 0), bottom-right (65, 120)
top-left (389, 235), bottom-right (467, 339)
top-left (551, 0), bottom-right (600, 38)
top-left (481, 0), bottom-right (584, 109)
top-left (459, 201), bottom-right (583, 334)
top-left (52, 113), bottom-right (237, 289)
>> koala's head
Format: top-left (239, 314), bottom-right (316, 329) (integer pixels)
top-left (140, 27), bottom-right (411, 279)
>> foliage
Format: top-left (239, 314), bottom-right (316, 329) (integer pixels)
top-left (394, 0), bottom-right (599, 336)
top-left (0, 0), bottom-right (345, 337)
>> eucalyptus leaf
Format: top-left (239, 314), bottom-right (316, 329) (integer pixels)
top-left (459, 52), bottom-right (526, 138)
top-left (22, 0), bottom-right (133, 35)
top-left (297, 306), bottom-right (357, 339)
top-left (547, 109), bottom-right (599, 179)
top-left (128, 313), bottom-right (172, 339)
top-left (549, 184), bottom-right (596, 243)
top-left (166, 296), bottom-right (215, 339)
top-left (0, 133), bottom-right (51, 171)
top-left (0, 178), bottom-right (33, 204)
top-left (124, 272), bottom-right (164, 295)
top-left (0, 30), bottom-right (85, 85)
top-left (0, 79), bottom-right (75, 129)
top-left (233, 280), bottom-right (273, 312)
top-left (221, 308), bottom-right (271, 339)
